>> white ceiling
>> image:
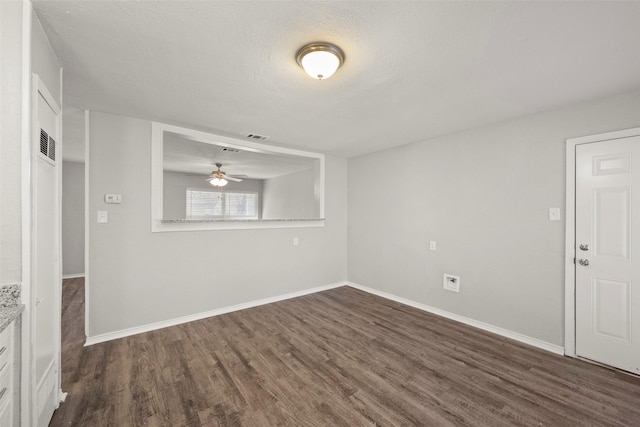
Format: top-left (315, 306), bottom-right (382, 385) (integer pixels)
top-left (34, 1), bottom-right (640, 158)
top-left (163, 132), bottom-right (317, 179)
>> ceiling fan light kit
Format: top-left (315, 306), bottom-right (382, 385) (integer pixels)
top-left (296, 42), bottom-right (345, 80)
top-left (209, 177), bottom-right (228, 187)
top-left (207, 162), bottom-right (243, 187)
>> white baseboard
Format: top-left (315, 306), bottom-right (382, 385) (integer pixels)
top-left (84, 280), bottom-right (565, 356)
top-left (84, 282), bottom-right (345, 346)
top-left (347, 282), bottom-right (565, 356)
top-left (62, 273), bottom-right (84, 279)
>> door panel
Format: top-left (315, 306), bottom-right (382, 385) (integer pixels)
top-left (593, 187), bottom-right (629, 258)
top-left (575, 136), bottom-right (640, 375)
top-left (592, 277), bottom-right (630, 341)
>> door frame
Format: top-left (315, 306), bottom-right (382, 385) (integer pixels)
top-left (564, 126), bottom-right (640, 357)
top-left (20, 2), bottom-right (34, 425)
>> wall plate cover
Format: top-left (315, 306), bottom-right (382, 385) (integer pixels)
top-left (443, 274), bottom-right (460, 292)
top-left (105, 193), bottom-right (122, 204)
top-left (549, 207), bottom-right (561, 221)
top-left (97, 210), bottom-right (108, 223)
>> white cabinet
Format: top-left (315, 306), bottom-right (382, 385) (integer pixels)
top-left (0, 321), bottom-right (18, 426)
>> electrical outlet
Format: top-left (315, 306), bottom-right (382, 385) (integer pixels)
top-left (429, 241), bottom-right (437, 250)
top-left (443, 274), bottom-right (460, 292)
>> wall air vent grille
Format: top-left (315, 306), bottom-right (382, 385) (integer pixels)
top-left (39, 128), bottom-right (56, 163)
top-left (48, 137), bottom-right (56, 161)
top-left (40, 129), bottom-right (49, 156)
top-left (246, 133), bottom-right (269, 141)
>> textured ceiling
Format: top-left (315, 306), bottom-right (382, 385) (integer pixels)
top-left (163, 132), bottom-right (317, 179)
top-left (34, 1), bottom-right (640, 158)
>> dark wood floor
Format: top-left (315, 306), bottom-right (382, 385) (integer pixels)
top-left (50, 278), bottom-right (640, 426)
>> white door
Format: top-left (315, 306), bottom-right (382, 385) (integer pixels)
top-left (575, 136), bottom-right (640, 374)
top-left (33, 79), bottom-right (62, 426)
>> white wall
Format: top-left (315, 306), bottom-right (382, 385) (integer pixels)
top-left (0, 0), bottom-right (25, 285)
top-left (163, 171), bottom-right (263, 219)
top-left (88, 111), bottom-right (347, 337)
top-left (262, 167), bottom-right (319, 219)
top-left (62, 161), bottom-right (84, 276)
top-left (31, 11), bottom-right (60, 103)
top-left (348, 90), bottom-right (640, 347)
top-left (62, 107), bottom-right (86, 163)
top-left (0, 6), bottom-right (61, 285)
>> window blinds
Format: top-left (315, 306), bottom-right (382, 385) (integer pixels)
top-left (186, 189), bottom-right (258, 219)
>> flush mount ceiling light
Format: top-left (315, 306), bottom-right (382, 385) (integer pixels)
top-left (296, 42), bottom-right (345, 80)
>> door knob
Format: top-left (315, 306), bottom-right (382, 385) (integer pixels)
top-left (579, 244), bottom-right (589, 251)
top-left (578, 259), bottom-right (590, 266)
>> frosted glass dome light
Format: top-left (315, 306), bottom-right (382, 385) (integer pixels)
top-left (210, 177), bottom-right (228, 187)
top-left (296, 42), bottom-right (345, 80)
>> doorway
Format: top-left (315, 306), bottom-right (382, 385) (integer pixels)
top-left (565, 127), bottom-right (640, 375)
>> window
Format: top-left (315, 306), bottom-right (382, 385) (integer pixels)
top-left (225, 192), bottom-right (259, 219)
top-left (186, 189), bottom-right (258, 220)
top-left (186, 189), bottom-right (223, 218)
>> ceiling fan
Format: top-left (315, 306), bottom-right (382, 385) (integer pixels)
top-left (207, 163), bottom-right (243, 187)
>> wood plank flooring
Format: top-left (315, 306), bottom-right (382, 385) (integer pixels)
top-left (50, 278), bottom-right (640, 426)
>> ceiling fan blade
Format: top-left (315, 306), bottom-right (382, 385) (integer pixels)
top-left (226, 176), bottom-right (243, 182)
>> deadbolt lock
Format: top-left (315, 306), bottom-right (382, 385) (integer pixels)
top-left (579, 243), bottom-right (590, 251)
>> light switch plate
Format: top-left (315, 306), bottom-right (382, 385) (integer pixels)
top-left (97, 211), bottom-right (108, 223)
top-left (549, 208), bottom-right (561, 221)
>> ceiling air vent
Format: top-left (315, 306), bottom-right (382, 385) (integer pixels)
top-left (220, 147), bottom-right (241, 153)
top-left (246, 133), bottom-right (269, 141)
